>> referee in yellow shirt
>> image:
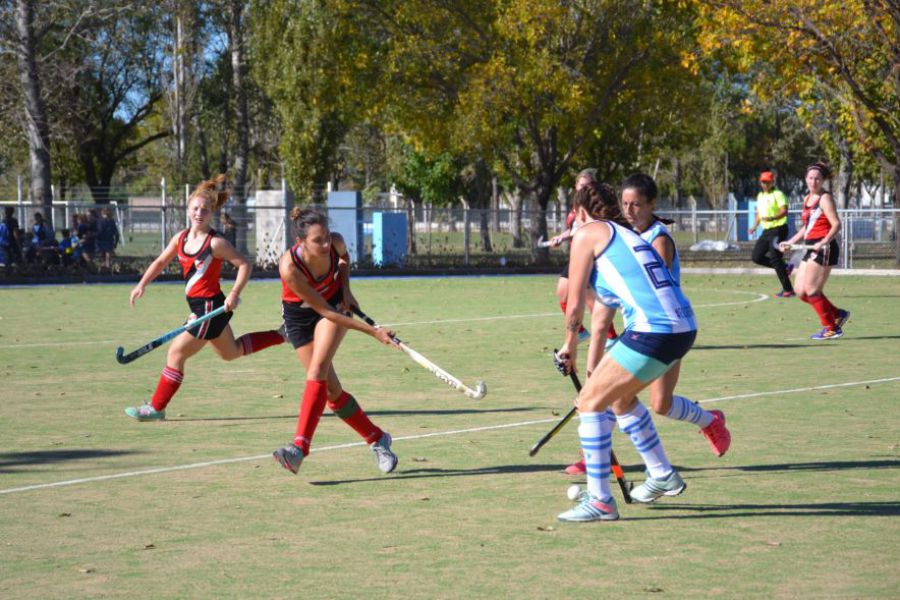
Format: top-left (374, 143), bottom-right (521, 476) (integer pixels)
top-left (749, 171), bottom-right (795, 297)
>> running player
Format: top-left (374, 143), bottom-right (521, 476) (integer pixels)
top-left (556, 181), bottom-right (695, 522)
top-left (125, 175), bottom-right (286, 421)
top-left (620, 173), bottom-right (730, 456)
top-left (780, 162), bottom-right (850, 339)
top-left (272, 208), bottom-right (400, 475)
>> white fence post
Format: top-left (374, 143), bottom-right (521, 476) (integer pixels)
top-left (160, 177), bottom-right (167, 250)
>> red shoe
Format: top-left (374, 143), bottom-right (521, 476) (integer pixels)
top-left (565, 458), bottom-right (587, 475)
top-left (700, 410), bottom-right (731, 457)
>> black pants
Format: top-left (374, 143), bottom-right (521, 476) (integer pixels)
top-left (751, 224), bottom-right (793, 292)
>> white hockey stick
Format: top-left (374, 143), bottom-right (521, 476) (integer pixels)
top-left (351, 307), bottom-right (487, 400)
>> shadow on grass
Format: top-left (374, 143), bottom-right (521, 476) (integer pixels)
top-left (676, 459), bottom-right (900, 476)
top-left (169, 406), bottom-right (539, 422)
top-left (629, 501), bottom-right (900, 519)
top-left (308, 463), bottom-right (564, 486)
top-left (0, 449), bottom-right (140, 473)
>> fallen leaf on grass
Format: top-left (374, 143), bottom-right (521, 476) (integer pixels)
top-left (272, 393), bottom-right (283, 399)
top-left (536, 526), bottom-right (555, 532)
top-left (79, 568), bottom-right (95, 574)
top-left (58, 513), bottom-right (71, 518)
top-left (143, 544), bottom-right (156, 550)
top-left (767, 541), bottom-right (782, 547)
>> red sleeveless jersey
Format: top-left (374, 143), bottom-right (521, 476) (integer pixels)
top-left (177, 228), bottom-right (222, 298)
top-left (802, 194), bottom-right (832, 240)
top-left (281, 242), bottom-right (342, 304)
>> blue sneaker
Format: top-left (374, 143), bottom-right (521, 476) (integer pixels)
top-left (577, 329), bottom-right (591, 344)
top-left (557, 492), bottom-right (619, 522)
top-left (810, 326), bottom-right (843, 340)
top-left (835, 309), bottom-right (850, 329)
top-left (124, 403), bottom-right (165, 421)
top-left (630, 470), bottom-right (686, 503)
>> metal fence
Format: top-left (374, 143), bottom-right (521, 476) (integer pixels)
top-left (1, 195), bottom-right (897, 271)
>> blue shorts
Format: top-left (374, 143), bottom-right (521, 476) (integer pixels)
top-left (609, 330), bottom-right (696, 383)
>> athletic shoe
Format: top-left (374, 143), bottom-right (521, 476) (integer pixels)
top-left (700, 409), bottom-right (731, 457)
top-left (370, 432), bottom-right (398, 474)
top-left (273, 444), bottom-right (304, 474)
top-left (564, 458), bottom-right (587, 475)
top-left (810, 326), bottom-right (843, 340)
top-left (557, 492), bottom-right (619, 522)
top-left (630, 470), bottom-right (686, 503)
top-left (124, 403), bottom-right (166, 421)
top-left (577, 328), bottom-right (591, 344)
top-left (774, 290), bottom-right (796, 298)
top-left (835, 309), bottom-right (851, 329)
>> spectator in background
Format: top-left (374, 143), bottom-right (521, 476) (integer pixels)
top-left (749, 171), bottom-right (794, 298)
top-left (82, 209), bottom-right (99, 264)
top-left (3, 207), bottom-right (22, 264)
top-left (58, 228), bottom-right (76, 266)
top-left (221, 212), bottom-right (237, 247)
top-left (27, 212), bottom-right (55, 263)
top-left (73, 214), bottom-right (92, 264)
top-left (0, 217), bottom-right (8, 266)
top-left (96, 207), bottom-right (120, 270)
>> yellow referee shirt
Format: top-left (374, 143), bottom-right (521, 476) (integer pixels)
top-left (756, 189), bottom-right (788, 229)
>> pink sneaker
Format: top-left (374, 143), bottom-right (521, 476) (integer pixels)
top-left (700, 410), bottom-right (731, 457)
top-left (565, 458), bottom-right (586, 475)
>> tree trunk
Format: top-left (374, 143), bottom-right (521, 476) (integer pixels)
top-left (14, 0), bottom-right (53, 226)
top-left (406, 197), bottom-right (417, 255)
top-left (836, 137), bottom-right (853, 208)
top-left (527, 184), bottom-right (553, 262)
top-left (230, 0), bottom-right (250, 254)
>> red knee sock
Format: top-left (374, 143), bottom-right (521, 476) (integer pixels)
top-left (150, 366), bottom-right (183, 411)
top-left (237, 330), bottom-right (285, 356)
top-left (803, 293), bottom-right (839, 327)
top-left (293, 379), bottom-right (329, 455)
top-left (559, 300), bottom-right (588, 335)
top-left (328, 391), bottom-right (383, 444)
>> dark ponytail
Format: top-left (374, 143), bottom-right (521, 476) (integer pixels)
top-left (289, 207), bottom-right (329, 240)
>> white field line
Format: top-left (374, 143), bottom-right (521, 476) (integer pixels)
top-left (0, 288), bottom-right (767, 350)
top-left (1, 374), bottom-right (896, 497)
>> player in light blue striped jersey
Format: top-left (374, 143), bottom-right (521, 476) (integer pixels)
top-left (556, 181), bottom-right (696, 523)
top-left (622, 174), bottom-right (730, 458)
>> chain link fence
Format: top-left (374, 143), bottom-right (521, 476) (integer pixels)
top-left (1, 185), bottom-right (897, 273)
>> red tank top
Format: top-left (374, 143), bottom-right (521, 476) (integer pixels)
top-left (177, 228), bottom-right (222, 298)
top-left (802, 194), bottom-right (832, 240)
top-left (281, 242), bottom-right (342, 304)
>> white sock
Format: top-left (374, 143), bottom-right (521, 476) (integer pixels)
top-left (578, 412), bottom-right (613, 500)
top-left (666, 395), bottom-right (713, 429)
top-left (616, 401), bottom-right (672, 479)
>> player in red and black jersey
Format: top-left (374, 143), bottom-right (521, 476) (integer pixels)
top-left (780, 163), bottom-right (850, 340)
top-left (272, 207), bottom-right (402, 476)
top-left (124, 175), bottom-right (286, 421)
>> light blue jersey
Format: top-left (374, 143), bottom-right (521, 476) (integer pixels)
top-left (640, 219), bottom-right (680, 284)
top-left (587, 221), bottom-right (696, 334)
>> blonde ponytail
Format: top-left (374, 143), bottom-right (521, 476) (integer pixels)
top-left (189, 174), bottom-right (230, 211)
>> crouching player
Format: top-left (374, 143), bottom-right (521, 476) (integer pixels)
top-left (272, 208), bottom-right (401, 475)
top-left (556, 181), bottom-right (697, 522)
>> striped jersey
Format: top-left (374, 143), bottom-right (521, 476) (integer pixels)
top-left (281, 242), bottom-right (342, 305)
top-left (586, 221), bottom-right (696, 334)
top-left (802, 194), bottom-right (832, 240)
top-left (177, 228), bottom-right (222, 298)
top-left (639, 219), bottom-right (680, 284)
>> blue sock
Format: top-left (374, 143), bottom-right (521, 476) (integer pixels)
top-left (666, 395), bottom-right (713, 428)
top-left (616, 401), bottom-right (672, 479)
top-left (578, 411), bottom-right (613, 501)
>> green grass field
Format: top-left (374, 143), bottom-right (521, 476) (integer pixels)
top-left (1, 274), bottom-right (898, 598)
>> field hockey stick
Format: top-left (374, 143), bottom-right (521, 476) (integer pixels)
top-left (536, 236), bottom-right (553, 248)
top-left (528, 350), bottom-right (632, 502)
top-left (351, 306), bottom-right (487, 400)
top-left (115, 305), bottom-right (228, 365)
top-left (771, 238), bottom-right (816, 252)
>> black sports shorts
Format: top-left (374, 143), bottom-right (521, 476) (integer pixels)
top-left (186, 292), bottom-right (233, 340)
top-left (282, 289), bottom-right (344, 349)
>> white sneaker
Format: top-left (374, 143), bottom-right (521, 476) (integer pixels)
top-left (370, 432), bottom-right (398, 474)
